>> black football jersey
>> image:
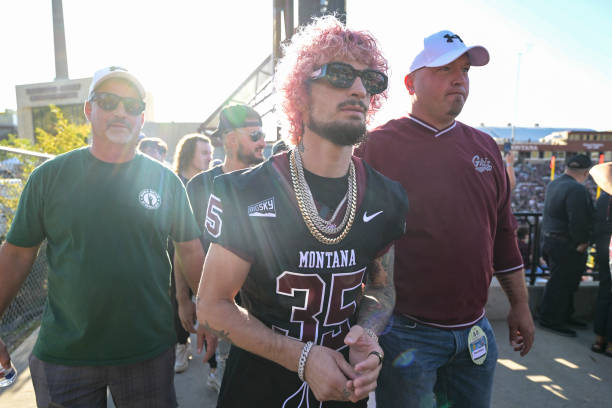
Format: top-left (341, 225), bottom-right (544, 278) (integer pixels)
top-left (206, 152), bottom-right (408, 407)
top-left (206, 151), bottom-right (407, 347)
top-left (186, 165), bottom-right (224, 250)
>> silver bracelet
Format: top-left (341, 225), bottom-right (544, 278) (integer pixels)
top-left (297, 341), bottom-right (314, 382)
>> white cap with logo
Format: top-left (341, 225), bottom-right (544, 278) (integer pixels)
top-left (88, 66), bottom-right (146, 99)
top-left (408, 31), bottom-right (489, 75)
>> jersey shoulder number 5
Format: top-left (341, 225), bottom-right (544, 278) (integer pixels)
top-left (205, 194), bottom-right (223, 238)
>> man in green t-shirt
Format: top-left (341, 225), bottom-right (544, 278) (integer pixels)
top-left (0, 67), bottom-right (204, 407)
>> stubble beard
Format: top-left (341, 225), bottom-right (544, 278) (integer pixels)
top-left (306, 112), bottom-right (367, 147)
top-left (106, 132), bottom-right (136, 145)
top-left (104, 124), bottom-right (138, 145)
top-left (446, 95), bottom-right (466, 119)
top-left (237, 144), bottom-right (263, 166)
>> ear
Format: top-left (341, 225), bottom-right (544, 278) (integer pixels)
top-left (224, 131), bottom-right (237, 149)
top-left (84, 101), bottom-right (93, 122)
top-left (404, 74), bottom-right (415, 95)
top-left (137, 111), bottom-right (145, 129)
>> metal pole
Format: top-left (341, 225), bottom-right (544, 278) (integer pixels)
top-left (531, 214), bottom-right (541, 286)
top-left (52, 0), bottom-right (69, 80)
top-left (511, 52), bottom-right (522, 143)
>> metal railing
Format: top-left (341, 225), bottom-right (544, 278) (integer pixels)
top-left (515, 211), bottom-right (603, 286)
top-left (513, 212), bottom-right (543, 285)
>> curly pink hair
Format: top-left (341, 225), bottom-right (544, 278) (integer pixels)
top-left (274, 15), bottom-right (388, 146)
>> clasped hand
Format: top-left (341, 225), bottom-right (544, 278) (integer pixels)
top-left (304, 325), bottom-right (382, 403)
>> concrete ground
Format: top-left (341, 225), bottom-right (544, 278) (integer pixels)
top-left (2, 320), bottom-right (611, 407)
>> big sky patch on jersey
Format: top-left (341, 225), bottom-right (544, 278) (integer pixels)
top-left (248, 196), bottom-right (276, 217)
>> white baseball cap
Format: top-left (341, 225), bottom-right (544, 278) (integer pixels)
top-left (88, 66), bottom-right (146, 99)
top-left (408, 30), bottom-right (489, 75)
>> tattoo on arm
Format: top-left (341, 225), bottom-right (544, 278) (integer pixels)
top-left (201, 320), bottom-right (232, 343)
top-left (496, 269), bottom-right (528, 306)
top-left (357, 246), bottom-right (396, 335)
top-left (497, 273), bottom-right (514, 299)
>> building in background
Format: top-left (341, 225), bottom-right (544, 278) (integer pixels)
top-left (0, 110), bottom-right (17, 140)
top-left (479, 126), bottom-right (612, 162)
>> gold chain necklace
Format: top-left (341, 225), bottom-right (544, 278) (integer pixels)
top-left (289, 148), bottom-right (357, 245)
top-left (294, 147), bottom-right (353, 234)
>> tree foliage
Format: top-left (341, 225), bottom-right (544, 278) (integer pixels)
top-left (0, 105), bottom-right (90, 238)
top-left (33, 105), bottom-right (90, 156)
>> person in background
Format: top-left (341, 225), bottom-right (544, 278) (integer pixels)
top-left (173, 134), bottom-right (213, 183)
top-left (591, 190), bottom-right (612, 356)
top-left (517, 226), bottom-right (530, 267)
top-left (180, 104), bottom-right (266, 391)
top-left (170, 133), bottom-right (213, 373)
top-left (138, 137), bottom-right (168, 162)
top-left (506, 150), bottom-right (516, 191)
top-left (540, 154), bottom-right (594, 337)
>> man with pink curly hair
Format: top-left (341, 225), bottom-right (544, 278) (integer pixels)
top-left (196, 15), bottom-right (408, 407)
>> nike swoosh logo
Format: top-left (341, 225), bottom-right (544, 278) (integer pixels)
top-left (363, 210), bottom-right (383, 223)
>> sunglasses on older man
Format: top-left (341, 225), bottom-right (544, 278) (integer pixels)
top-left (310, 62), bottom-right (388, 95)
top-left (90, 92), bottom-right (146, 116)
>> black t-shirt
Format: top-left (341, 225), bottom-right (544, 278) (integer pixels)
top-left (186, 165), bottom-right (224, 251)
top-left (303, 168), bottom-right (349, 220)
top-left (204, 152), bottom-right (409, 406)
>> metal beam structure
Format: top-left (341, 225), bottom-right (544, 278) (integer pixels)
top-left (197, 1), bottom-right (346, 141)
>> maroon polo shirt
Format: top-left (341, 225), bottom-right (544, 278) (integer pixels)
top-left (355, 115), bottom-right (523, 328)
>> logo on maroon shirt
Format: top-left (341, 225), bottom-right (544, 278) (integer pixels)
top-left (472, 155), bottom-right (493, 173)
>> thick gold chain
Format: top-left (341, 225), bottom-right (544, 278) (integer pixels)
top-left (289, 149), bottom-right (357, 245)
top-left (294, 146), bottom-right (353, 234)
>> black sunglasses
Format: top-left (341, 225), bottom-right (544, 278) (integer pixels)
top-left (310, 62), bottom-right (388, 95)
top-left (235, 129), bottom-right (265, 142)
top-left (90, 92), bottom-right (146, 116)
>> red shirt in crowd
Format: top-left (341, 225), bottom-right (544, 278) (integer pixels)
top-left (355, 115), bottom-right (523, 328)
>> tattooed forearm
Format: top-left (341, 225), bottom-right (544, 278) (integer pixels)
top-left (202, 320), bottom-right (232, 342)
top-left (496, 269), bottom-right (528, 306)
top-left (357, 246), bottom-right (396, 334)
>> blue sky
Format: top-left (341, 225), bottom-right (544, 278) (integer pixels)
top-left (1, 0), bottom-right (611, 131)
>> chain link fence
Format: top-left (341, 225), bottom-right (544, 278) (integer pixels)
top-left (0, 243), bottom-right (48, 351)
top-left (0, 146), bottom-right (52, 351)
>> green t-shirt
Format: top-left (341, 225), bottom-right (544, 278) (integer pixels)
top-left (7, 147), bottom-right (201, 365)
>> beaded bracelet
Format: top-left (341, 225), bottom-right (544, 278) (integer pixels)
top-left (298, 341), bottom-right (314, 382)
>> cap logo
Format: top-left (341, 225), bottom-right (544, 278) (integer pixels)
top-left (109, 66), bottom-right (127, 72)
top-left (444, 34), bottom-right (463, 43)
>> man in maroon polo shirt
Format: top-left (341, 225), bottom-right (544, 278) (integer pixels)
top-left (355, 31), bottom-right (535, 408)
